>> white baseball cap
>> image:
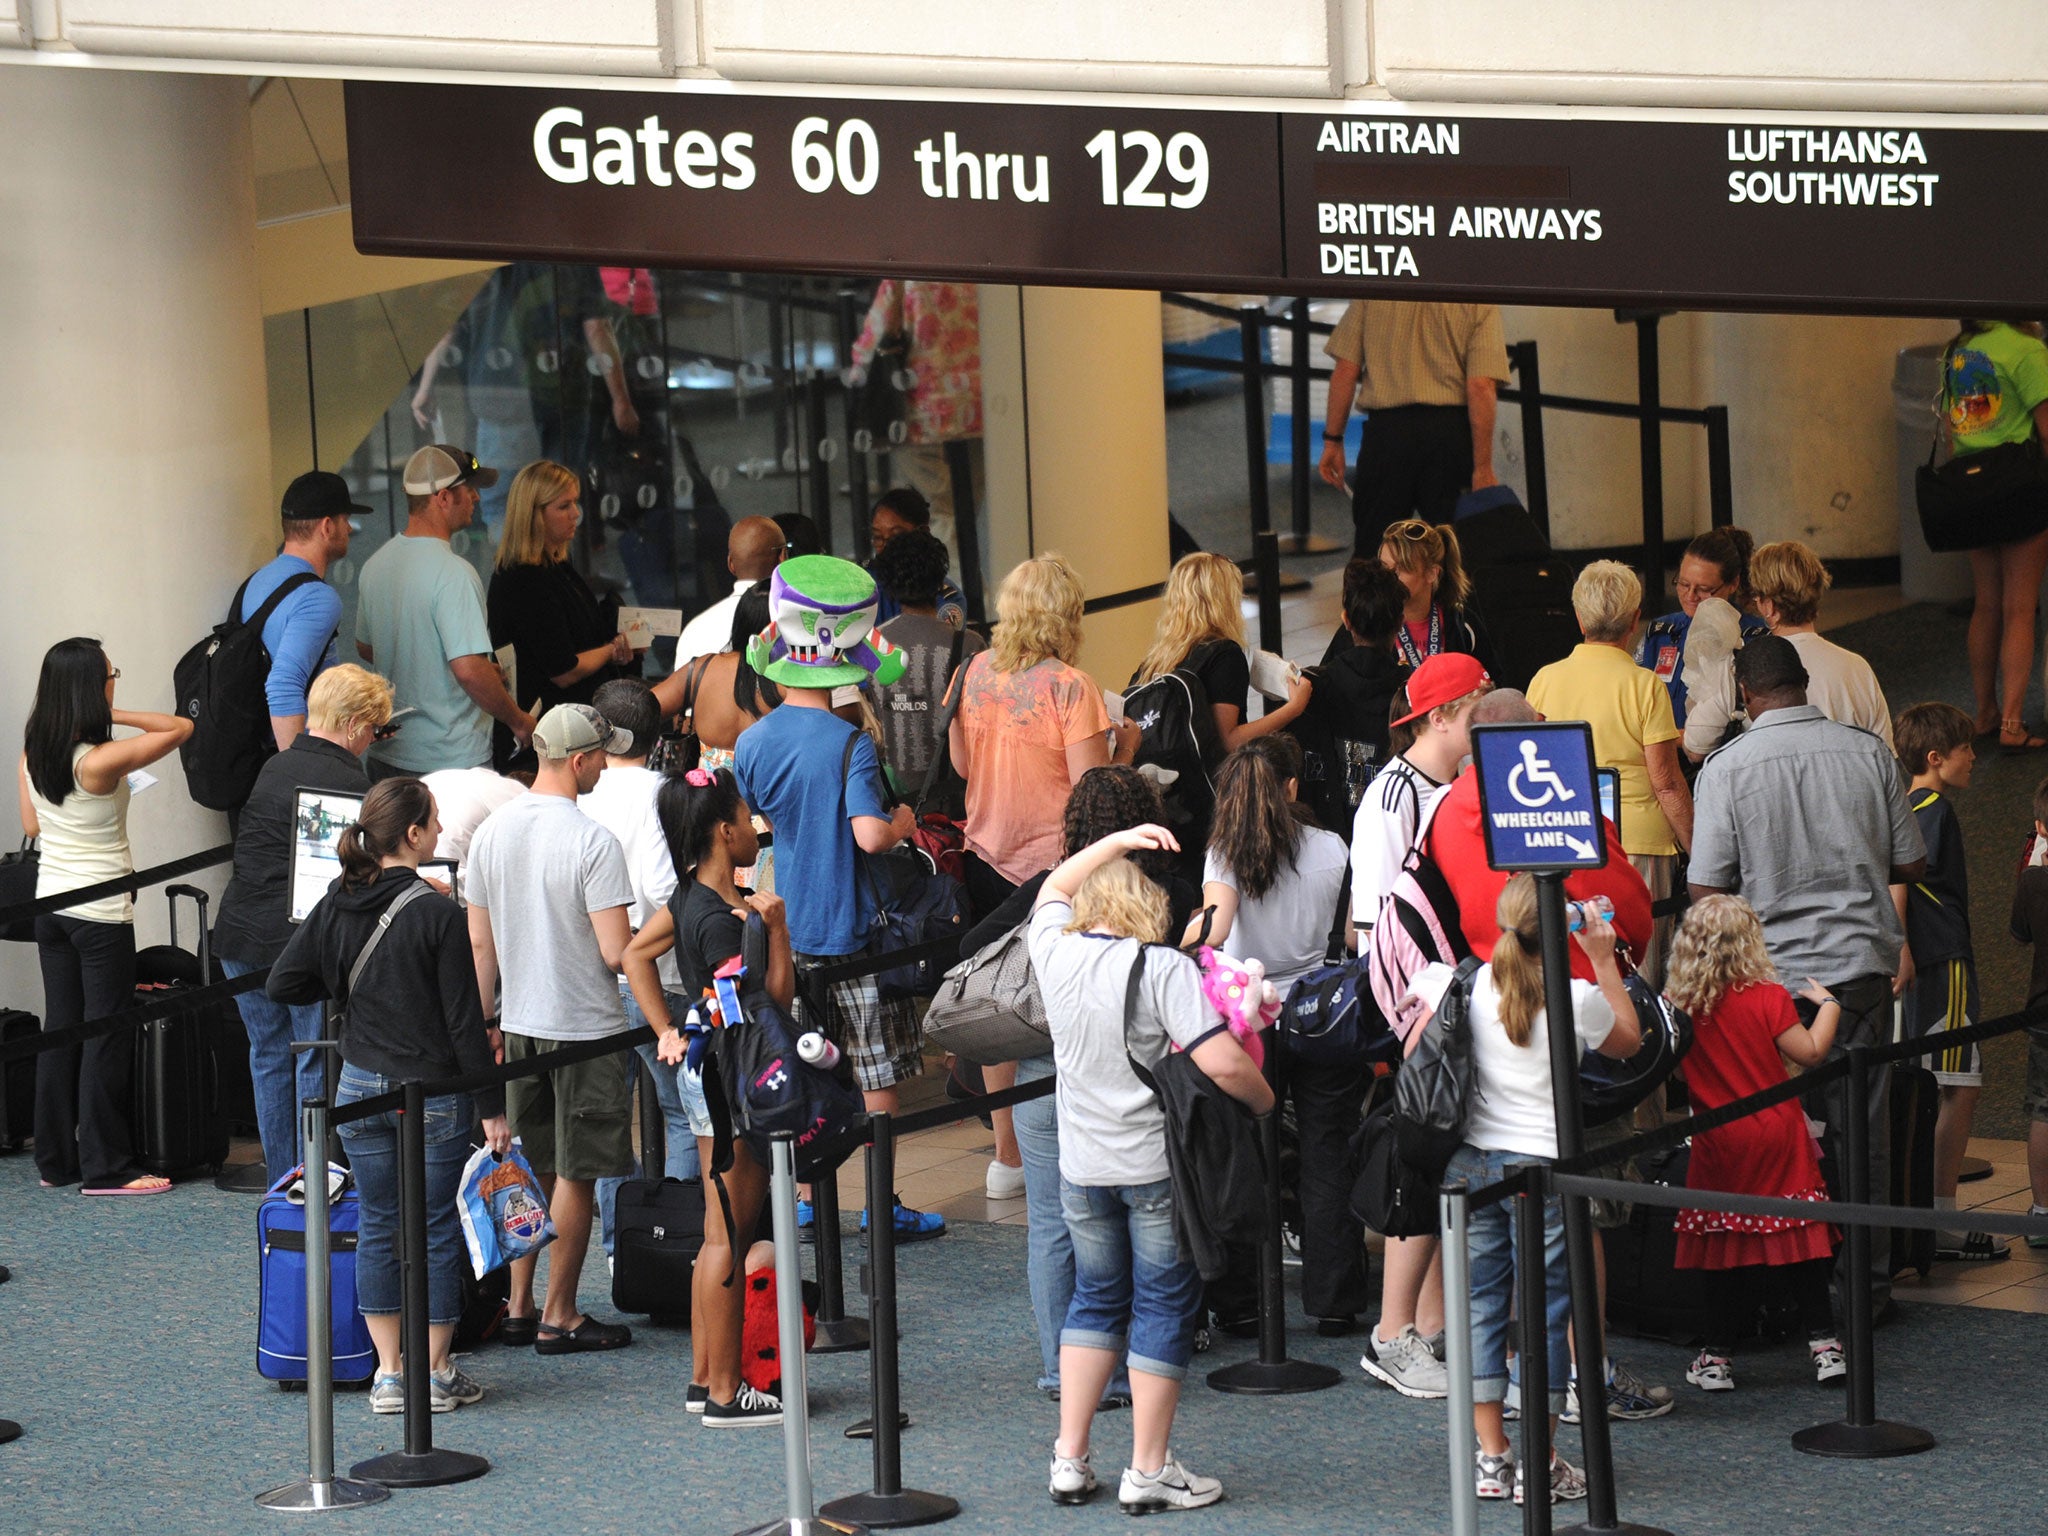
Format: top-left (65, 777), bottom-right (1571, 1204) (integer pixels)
top-left (402, 444), bottom-right (499, 496)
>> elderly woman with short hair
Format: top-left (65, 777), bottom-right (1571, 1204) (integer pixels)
top-left (1527, 560), bottom-right (1691, 985)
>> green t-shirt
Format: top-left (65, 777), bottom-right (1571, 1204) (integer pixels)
top-left (1946, 322), bottom-right (2048, 453)
top-left (354, 533), bottom-right (495, 773)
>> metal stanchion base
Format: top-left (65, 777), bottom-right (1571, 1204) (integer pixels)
top-left (1959, 1155), bottom-right (1993, 1184)
top-left (732, 1520), bottom-right (870, 1536)
top-left (0, 1419), bottom-right (20, 1446)
top-left (254, 1476), bottom-right (391, 1511)
top-left (1236, 564), bottom-right (1311, 596)
top-left (1205, 1357), bottom-right (1342, 1395)
top-left (818, 1488), bottom-right (959, 1528)
top-left (811, 1316), bottom-right (872, 1353)
top-left (1555, 1523), bottom-right (1674, 1536)
top-left (1791, 1419), bottom-right (1937, 1459)
top-left (1273, 531), bottom-right (1343, 555)
top-left (349, 1447), bottom-right (491, 1487)
top-left (843, 1411), bottom-right (911, 1440)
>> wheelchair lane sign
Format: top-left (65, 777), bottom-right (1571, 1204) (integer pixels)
top-left (1470, 721), bottom-right (1607, 872)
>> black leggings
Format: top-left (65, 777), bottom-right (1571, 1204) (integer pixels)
top-left (1706, 1256), bottom-right (1835, 1354)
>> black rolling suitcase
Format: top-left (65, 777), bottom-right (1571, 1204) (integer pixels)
top-left (612, 1176), bottom-right (704, 1323)
top-left (131, 885), bottom-right (234, 1177)
top-left (1601, 1143), bottom-right (1714, 1347)
top-left (0, 1008), bottom-right (36, 1152)
top-left (1453, 496), bottom-right (1581, 693)
top-left (1888, 1062), bottom-right (1939, 1279)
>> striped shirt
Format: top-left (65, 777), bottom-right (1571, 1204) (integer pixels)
top-left (1349, 756), bottom-right (1447, 926)
top-left (1323, 301), bottom-right (1511, 410)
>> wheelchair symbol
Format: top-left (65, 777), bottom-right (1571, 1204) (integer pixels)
top-left (1507, 740), bottom-right (1576, 809)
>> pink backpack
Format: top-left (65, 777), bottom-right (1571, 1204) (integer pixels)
top-left (1366, 791), bottom-right (1473, 1051)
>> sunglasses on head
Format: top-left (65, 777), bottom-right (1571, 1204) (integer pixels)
top-left (1385, 522), bottom-right (1435, 542)
top-left (371, 721), bottom-right (403, 742)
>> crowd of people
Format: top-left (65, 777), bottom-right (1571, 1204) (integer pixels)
top-left (16, 373), bottom-right (2048, 1513)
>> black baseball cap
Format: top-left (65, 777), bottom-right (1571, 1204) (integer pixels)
top-left (281, 470), bottom-right (371, 523)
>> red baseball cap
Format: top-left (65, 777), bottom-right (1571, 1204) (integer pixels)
top-left (1391, 653), bottom-right (1491, 726)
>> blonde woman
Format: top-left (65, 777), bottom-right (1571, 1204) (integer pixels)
top-left (1665, 895), bottom-right (1844, 1391)
top-left (1417, 875), bottom-right (1638, 1506)
top-left (215, 663), bottom-right (394, 1186)
top-left (486, 461), bottom-right (637, 729)
top-left (1373, 520), bottom-right (1493, 673)
top-left (1130, 552), bottom-right (1312, 754)
top-left (1029, 825), bottom-right (1273, 1513)
top-left (949, 555), bottom-right (1140, 1195)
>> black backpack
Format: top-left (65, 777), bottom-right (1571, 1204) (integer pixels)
top-left (718, 912), bottom-right (867, 1183)
top-left (174, 571), bottom-right (323, 811)
top-left (1392, 954), bottom-right (1482, 1178)
top-left (1124, 640), bottom-right (1229, 845)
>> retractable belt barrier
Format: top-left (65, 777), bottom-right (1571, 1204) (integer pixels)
top-left (0, 968), bottom-right (271, 1062)
top-left (0, 842), bottom-right (234, 929)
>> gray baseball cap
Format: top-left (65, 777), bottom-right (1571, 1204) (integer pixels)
top-left (532, 703), bottom-right (632, 760)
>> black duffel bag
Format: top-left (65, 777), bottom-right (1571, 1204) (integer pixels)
top-left (1916, 437), bottom-right (2048, 551)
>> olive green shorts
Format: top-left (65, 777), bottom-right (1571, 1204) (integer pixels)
top-left (502, 1031), bottom-right (635, 1181)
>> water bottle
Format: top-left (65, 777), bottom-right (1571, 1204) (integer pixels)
top-left (797, 1031), bottom-right (842, 1070)
top-left (1566, 896), bottom-right (1615, 932)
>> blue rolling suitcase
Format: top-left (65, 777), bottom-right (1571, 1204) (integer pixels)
top-left (257, 1165), bottom-right (376, 1385)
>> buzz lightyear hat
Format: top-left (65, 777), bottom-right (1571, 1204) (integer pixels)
top-left (747, 554), bottom-right (908, 690)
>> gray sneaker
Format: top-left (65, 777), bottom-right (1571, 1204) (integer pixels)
top-left (1603, 1360), bottom-right (1674, 1421)
top-left (1515, 1454), bottom-right (1587, 1506)
top-left (429, 1366), bottom-right (484, 1412)
top-left (1475, 1450), bottom-right (1515, 1500)
top-left (1359, 1324), bottom-right (1450, 1399)
top-left (1049, 1449), bottom-right (1098, 1505)
top-left (368, 1373), bottom-right (404, 1415)
top-left (1419, 1328), bottom-right (1447, 1363)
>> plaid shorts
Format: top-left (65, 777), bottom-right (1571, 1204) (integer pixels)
top-left (794, 949), bottom-right (925, 1093)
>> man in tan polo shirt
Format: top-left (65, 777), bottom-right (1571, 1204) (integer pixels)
top-left (1317, 302), bottom-right (1512, 554)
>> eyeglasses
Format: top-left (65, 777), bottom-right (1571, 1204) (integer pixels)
top-left (105, 668), bottom-right (121, 682)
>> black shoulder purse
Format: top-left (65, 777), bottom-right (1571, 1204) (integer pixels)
top-left (1915, 340), bottom-right (2048, 552)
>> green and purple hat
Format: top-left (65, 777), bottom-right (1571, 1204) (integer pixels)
top-left (746, 554), bottom-right (908, 690)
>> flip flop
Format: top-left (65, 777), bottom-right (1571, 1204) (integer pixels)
top-left (81, 1176), bottom-right (172, 1197)
top-left (2001, 724), bottom-right (2048, 751)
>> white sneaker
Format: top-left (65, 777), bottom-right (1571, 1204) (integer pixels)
top-left (1359, 1324), bottom-right (1450, 1399)
top-left (1049, 1448), bottom-right (1097, 1505)
top-left (1809, 1336), bottom-right (1847, 1384)
top-left (985, 1159), bottom-right (1027, 1200)
top-left (1119, 1452), bottom-right (1222, 1514)
top-left (1686, 1351), bottom-right (1735, 1392)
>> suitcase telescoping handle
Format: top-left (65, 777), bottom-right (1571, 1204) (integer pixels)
top-left (165, 883), bottom-right (212, 978)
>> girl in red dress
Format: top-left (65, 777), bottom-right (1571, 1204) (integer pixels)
top-left (1665, 895), bottom-right (1845, 1390)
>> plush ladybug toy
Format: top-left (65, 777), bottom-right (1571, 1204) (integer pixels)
top-left (740, 1254), bottom-right (817, 1397)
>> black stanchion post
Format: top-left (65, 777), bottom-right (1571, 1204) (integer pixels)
top-left (1511, 340), bottom-right (1551, 541)
top-left (734, 1135), bottom-right (871, 1536)
top-left (351, 1081), bottom-right (489, 1488)
top-left (1516, 1174), bottom-right (1552, 1536)
top-left (823, 1114), bottom-right (959, 1528)
top-left (1279, 297), bottom-right (1338, 555)
top-left (1209, 1098), bottom-right (1341, 1395)
top-left (1239, 306), bottom-right (1272, 537)
top-left (1253, 530), bottom-right (1283, 660)
top-left (1532, 873), bottom-right (1668, 1536)
top-left (798, 964), bottom-right (870, 1353)
top-left (256, 1097), bottom-right (390, 1513)
top-left (1792, 1047), bottom-right (1936, 1459)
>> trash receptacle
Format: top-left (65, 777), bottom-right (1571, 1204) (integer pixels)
top-left (1894, 345), bottom-right (1973, 603)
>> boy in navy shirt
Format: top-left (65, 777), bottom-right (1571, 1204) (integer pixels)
top-left (1895, 702), bottom-right (2007, 1263)
top-left (735, 556), bottom-right (944, 1240)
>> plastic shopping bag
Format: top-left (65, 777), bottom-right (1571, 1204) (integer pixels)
top-left (456, 1137), bottom-right (556, 1279)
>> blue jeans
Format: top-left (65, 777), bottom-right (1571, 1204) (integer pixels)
top-left (335, 1064), bottom-right (475, 1325)
top-left (1015, 1056), bottom-right (1130, 1398)
top-left (597, 987), bottom-right (705, 1255)
top-left (223, 957), bottom-right (327, 1187)
top-left (1446, 1144), bottom-right (1571, 1414)
top-left (1060, 1177), bottom-right (1203, 1383)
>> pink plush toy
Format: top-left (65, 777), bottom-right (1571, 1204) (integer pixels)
top-left (1195, 946), bottom-right (1280, 1070)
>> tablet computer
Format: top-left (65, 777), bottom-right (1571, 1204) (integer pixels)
top-left (290, 787), bottom-right (365, 923)
top-left (1596, 767), bottom-right (1621, 846)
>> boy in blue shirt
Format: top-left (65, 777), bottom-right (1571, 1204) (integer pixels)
top-left (1896, 701), bottom-right (2008, 1264)
top-left (735, 555), bottom-right (943, 1240)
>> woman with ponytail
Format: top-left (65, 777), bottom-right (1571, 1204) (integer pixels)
top-left (1412, 874), bottom-right (1639, 1508)
top-left (1193, 737), bottom-right (1363, 1331)
top-left (620, 765), bottom-right (789, 1429)
top-left (269, 777), bottom-right (509, 1417)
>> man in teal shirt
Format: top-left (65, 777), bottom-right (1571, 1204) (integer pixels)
top-left (356, 444), bottom-right (535, 777)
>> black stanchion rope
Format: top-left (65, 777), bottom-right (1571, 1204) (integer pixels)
top-left (0, 842), bottom-right (234, 929)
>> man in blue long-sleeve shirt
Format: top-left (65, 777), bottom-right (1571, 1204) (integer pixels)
top-left (239, 471), bottom-right (361, 750)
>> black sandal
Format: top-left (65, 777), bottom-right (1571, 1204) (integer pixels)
top-left (533, 1315), bottom-right (633, 1354)
top-left (497, 1313), bottom-right (539, 1347)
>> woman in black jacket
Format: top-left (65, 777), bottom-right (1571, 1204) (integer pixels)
top-left (269, 778), bottom-right (508, 1417)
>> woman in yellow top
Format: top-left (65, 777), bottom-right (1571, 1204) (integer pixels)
top-left (1527, 561), bottom-right (1691, 985)
top-left (17, 637), bottom-right (192, 1195)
